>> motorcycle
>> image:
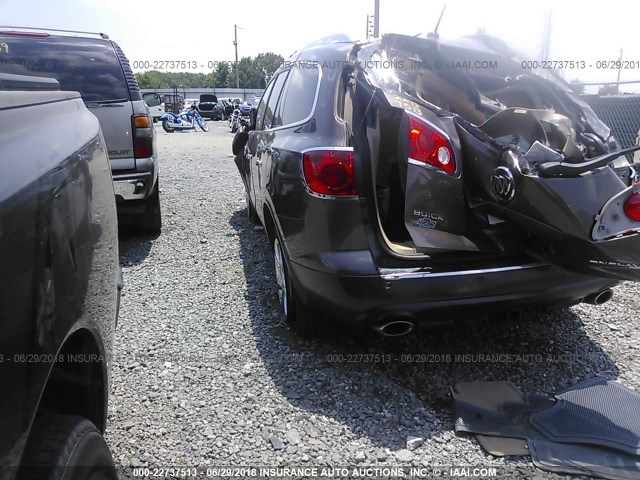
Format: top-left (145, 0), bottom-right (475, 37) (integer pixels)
top-left (229, 103), bottom-right (252, 133)
top-left (161, 108), bottom-right (208, 133)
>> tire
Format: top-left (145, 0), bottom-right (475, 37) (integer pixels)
top-left (18, 414), bottom-right (117, 480)
top-left (161, 119), bottom-right (174, 133)
top-left (136, 182), bottom-right (162, 235)
top-left (273, 235), bottom-right (322, 337)
top-left (231, 122), bottom-right (238, 133)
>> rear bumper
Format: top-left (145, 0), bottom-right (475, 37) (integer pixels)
top-left (198, 107), bottom-right (223, 119)
top-left (113, 172), bottom-right (152, 201)
top-left (112, 157), bottom-right (157, 202)
top-left (288, 255), bottom-right (617, 327)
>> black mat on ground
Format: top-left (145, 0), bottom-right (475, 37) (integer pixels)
top-left (451, 381), bottom-right (530, 456)
top-left (454, 393), bottom-right (555, 439)
top-left (476, 435), bottom-right (529, 457)
top-left (453, 380), bottom-right (640, 480)
top-left (531, 377), bottom-right (640, 456)
top-left (530, 437), bottom-right (640, 480)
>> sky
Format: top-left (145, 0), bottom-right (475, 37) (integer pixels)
top-left (2, 0), bottom-right (640, 90)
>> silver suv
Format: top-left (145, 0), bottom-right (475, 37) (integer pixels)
top-left (0, 27), bottom-right (161, 234)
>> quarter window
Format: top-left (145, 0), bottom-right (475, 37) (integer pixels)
top-left (277, 65), bottom-right (320, 126)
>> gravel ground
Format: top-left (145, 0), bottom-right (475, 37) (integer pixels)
top-left (106, 120), bottom-right (640, 478)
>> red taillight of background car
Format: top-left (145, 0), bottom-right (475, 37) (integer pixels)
top-left (132, 114), bottom-right (153, 158)
top-left (408, 115), bottom-right (456, 174)
top-left (623, 192), bottom-right (640, 221)
top-left (302, 149), bottom-right (357, 197)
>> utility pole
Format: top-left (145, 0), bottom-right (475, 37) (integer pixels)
top-left (233, 25), bottom-right (239, 89)
top-left (541, 10), bottom-right (552, 61)
top-left (366, 14), bottom-right (375, 39)
top-left (616, 48), bottom-right (623, 87)
top-left (373, 0), bottom-right (380, 37)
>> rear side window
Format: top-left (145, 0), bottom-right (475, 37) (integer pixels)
top-left (277, 65), bottom-right (320, 126)
top-left (0, 36), bottom-right (129, 101)
top-left (263, 71), bottom-right (289, 130)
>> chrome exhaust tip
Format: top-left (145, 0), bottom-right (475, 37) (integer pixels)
top-left (583, 288), bottom-right (614, 305)
top-left (374, 319), bottom-right (414, 337)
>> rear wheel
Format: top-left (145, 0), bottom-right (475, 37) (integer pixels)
top-left (136, 182), bottom-right (162, 235)
top-left (273, 236), bottom-right (322, 337)
top-left (18, 414), bottom-right (118, 480)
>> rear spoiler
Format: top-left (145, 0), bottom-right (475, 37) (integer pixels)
top-left (539, 145), bottom-right (640, 177)
top-left (0, 73), bottom-right (60, 91)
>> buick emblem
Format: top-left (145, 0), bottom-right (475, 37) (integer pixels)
top-left (490, 166), bottom-right (516, 202)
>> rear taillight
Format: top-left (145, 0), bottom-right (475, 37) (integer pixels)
top-left (408, 114), bottom-right (456, 174)
top-left (623, 192), bottom-right (640, 221)
top-left (132, 114), bottom-right (153, 158)
top-left (302, 149), bottom-right (357, 197)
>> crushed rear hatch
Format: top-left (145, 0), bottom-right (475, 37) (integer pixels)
top-left (354, 33), bottom-right (640, 281)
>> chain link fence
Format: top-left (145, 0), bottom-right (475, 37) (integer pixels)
top-left (579, 81), bottom-right (640, 160)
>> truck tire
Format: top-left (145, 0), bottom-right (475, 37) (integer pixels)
top-left (137, 182), bottom-right (162, 235)
top-left (18, 414), bottom-right (118, 480)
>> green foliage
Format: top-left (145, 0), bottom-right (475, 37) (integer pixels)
top-left (598, 84), bottom-right (620, 96)
top-left (135, 52), bottom-right (285, 89)
top-left (569, 78), bottom-right (586, 95)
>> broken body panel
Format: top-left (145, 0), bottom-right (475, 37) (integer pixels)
top-left (354, 33), bottom-right (640, 281)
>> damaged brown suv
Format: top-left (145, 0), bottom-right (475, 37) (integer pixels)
top-left (233, 33), bottom-right (640, 337)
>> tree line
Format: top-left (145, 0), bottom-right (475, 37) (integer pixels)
top-left (135, 52), bottom-right (284, 89)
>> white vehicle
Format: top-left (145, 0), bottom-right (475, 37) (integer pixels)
top-left (183, 98), bottom-right (199, 110)
top-left (142, 92), bottom-right (165, 123)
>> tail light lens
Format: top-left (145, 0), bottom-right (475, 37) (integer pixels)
top-left (132, 114), bottom-right (153, 158)
top-left (302, 150), bottom-right (357, 197)
top-left (623, 192), bottom-right (640, 221)
top-left (408, 115), bottom-right (456, 174)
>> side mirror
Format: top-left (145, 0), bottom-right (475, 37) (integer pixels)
top-left (232, 131), bottom-right (249, 156)
top-left (143, 93), bottom-right (162, 107)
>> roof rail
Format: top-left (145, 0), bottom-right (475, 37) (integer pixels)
top-left (0, 26), bottom-right (109, 39)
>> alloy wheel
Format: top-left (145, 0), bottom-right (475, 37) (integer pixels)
top-left (274, 238), bottom-right (288, 317)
